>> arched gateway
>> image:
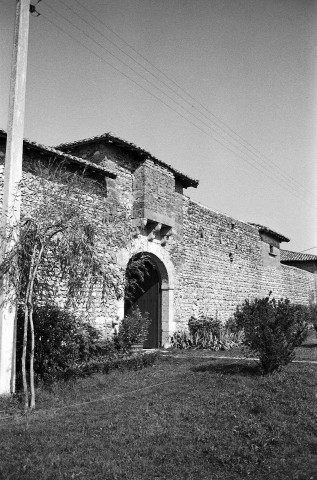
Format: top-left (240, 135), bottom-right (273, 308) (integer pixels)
top-left (122, 251), bottom-right (174, 348)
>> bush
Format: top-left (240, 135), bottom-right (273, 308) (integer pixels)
top-left (170, 330), bottom-right (193, 349)
top-left (116, 307), bottom-right (150, 349)
top-left (189, 315), bottom-right (220, 345)
top-left (16, 304), bottom-right (159, 384)
top-left (306, 302), bottom-right (317, 334)
top-left (16, 304), bottom-right (105, 382)
top-left (234, 296), bottom-right (308, 374)
top-left (170, 315), bottom-right (240, 350)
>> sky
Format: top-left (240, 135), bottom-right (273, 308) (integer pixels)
top-left (1, 0), bottom-right (316, 253)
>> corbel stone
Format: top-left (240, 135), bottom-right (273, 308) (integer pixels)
top-left (146, 220), bottom-right (161, 241)
top-left (161, 226), bottom-right (174, 246)
top-left (161, 226), bottom-right (173, 238)
top-left (161, 236), bottom-right (168, 246)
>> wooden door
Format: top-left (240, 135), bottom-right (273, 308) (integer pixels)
top-left (125, 261), bottom-right (161, 348)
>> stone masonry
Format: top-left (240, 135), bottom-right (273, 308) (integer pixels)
top-left (0, 129), bottom-right (316, 345)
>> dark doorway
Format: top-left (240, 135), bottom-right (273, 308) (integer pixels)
top-left (125, 257), bottom-right (161, 348)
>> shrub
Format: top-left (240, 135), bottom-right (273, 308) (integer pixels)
top-left (223, 316), bottom-right (245, 345)
top-left (189, 315), bottom-right (224, 349)
top-left (306, 302), bottom-right (317, 334)
top-left (234, 296), bottom-right (308, 374)
top-left (170, 330), bottom-right (193, 349)
top-left (189, 315), bottom-right (220, 343)
top-left (116, 307), bottom-right (150, 349)
top-left (16, 304), bottom-right (104, 382)
top-left (171, 315), bottom-right (240, 350)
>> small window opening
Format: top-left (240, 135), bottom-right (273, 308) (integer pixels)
top-left (269, 245), bottom-right (277, 257)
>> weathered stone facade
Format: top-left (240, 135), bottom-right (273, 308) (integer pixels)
top-left (0, 129), bottom-right (316, 347)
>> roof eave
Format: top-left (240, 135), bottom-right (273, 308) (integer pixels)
top-left (280, 249), bottom-right (317, 262)
top-left (0, 130), bottom-right (116, 179)
top-left (248, 223), bottom-right (290, 243)
top-left (56, 134), bottom-right (199, 188)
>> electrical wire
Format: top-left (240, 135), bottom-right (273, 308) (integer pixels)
top-left (299, 246), bottom-right (317, 253)
top-left (37, 5), bottom-right (317, 210)
top-left (42, 1), bottom-right (316, 208)
top-left (69, 0), bottom-right (315, 201)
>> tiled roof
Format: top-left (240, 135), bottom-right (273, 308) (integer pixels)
top-left (280, 249), bottom-right (317, 262)
top-left (249, 223), bottom-right (290, 243)
top-left (0, 129), bottom-right (116, 179)
top-left (56, 133), bottom-right (199, 188)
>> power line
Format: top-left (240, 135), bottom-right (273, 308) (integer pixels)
top-left (52, 0), bottom-right (317, 206)
top-left (69, 0), bottom-right (315, 202)
top-left (38, 6), bottom-right (317, 211)
top-left (299, 246), bottom-right (317, 253)
top-left (39, 5), bottom-right (317, 211)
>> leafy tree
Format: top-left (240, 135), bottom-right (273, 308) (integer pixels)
top-left (0, 160), bottom-right (143, 410)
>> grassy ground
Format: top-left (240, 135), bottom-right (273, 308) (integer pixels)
top-left (294, 328), bottom-right (317, 361)
top-left (0, 332), bottom-right (316, 480)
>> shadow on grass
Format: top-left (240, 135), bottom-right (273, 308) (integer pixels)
top-left (192, 360), bottom-right (261, 377)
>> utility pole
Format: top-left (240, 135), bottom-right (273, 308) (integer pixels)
top-left (0, 0), bottom-right (30, 395)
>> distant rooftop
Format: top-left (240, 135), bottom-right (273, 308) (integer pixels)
top-left (280, 249), bottom-right (317, 262)
top-left (0, 129), bottom-right (116, 179)
top-left (56, 132), bottom-right (199, 189)
top-left (249, 223), bottom-right (290, 243)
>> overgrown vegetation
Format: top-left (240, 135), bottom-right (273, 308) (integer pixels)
top-left (307, 301), bottom-right (317, 335)
top-left (170, 314), bottom-right (240, 350)
top-left (115, 306), bottom-right (150, 350)
top-left (16, 304), bottom-right (105, 383)
top-left (234, 295), bottom-right (308, 374)
top-left (15, 303), bottom-right (154, 384)
top-left (0, 162), bottom-right (146, 410)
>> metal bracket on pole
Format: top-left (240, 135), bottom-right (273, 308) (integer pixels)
top-left (30, 0), bottom-right (41, 16)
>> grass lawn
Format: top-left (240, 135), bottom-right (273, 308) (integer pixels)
top-left (0, 332), bottom-right (316, 480)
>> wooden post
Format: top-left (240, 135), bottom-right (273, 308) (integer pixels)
top-left (0, 0), bottom-right (30, 395)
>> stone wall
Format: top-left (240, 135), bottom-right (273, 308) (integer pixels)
top-left (281, 260), bottom-right (317, 274)
top-left (261, 264), bottom-right (317, 304)
top-left (171, 197), bottom-right (262, 325)
top-left (1, 137), bottom-right (316, 338)
top-left (133, 160), bottom-right (175, 225)
top-left (171, 197), bottom-right (317, 328)
top-left (0, 142), bottom-right (134, 337)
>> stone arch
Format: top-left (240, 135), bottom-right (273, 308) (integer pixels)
top-left (117, 241), bottom-right (175, 347)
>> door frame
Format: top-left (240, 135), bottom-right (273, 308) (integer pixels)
top-left (116, 244), bottom-right (175, 347)
top-left (124, 256), bottom-right (161, 348)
